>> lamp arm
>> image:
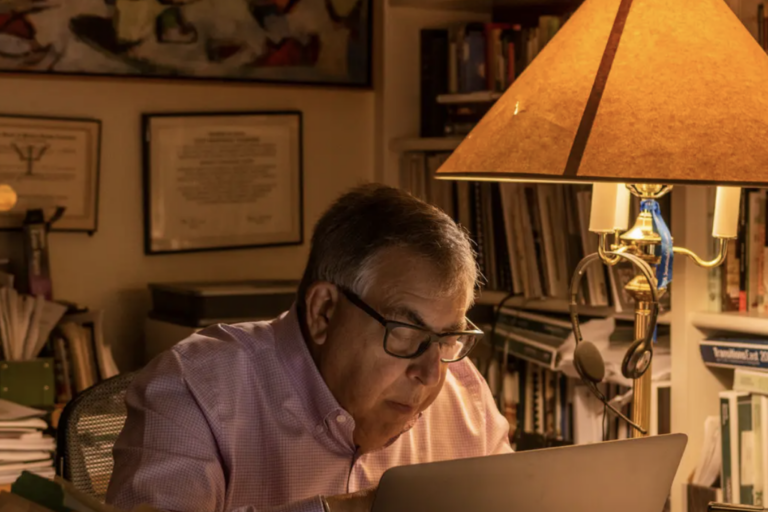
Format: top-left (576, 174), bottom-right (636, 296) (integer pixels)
top-left (672, 238), bottom-right (729, 269)
top-left (598, 232), bottom-right (628, 266)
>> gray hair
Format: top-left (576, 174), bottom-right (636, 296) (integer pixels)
top-left (298, 183), bottom-right (480, 306)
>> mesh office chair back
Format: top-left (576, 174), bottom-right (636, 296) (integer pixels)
top-left (55, 372), bottom-right (136, 502)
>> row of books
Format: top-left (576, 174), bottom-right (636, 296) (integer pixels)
top-left (400, 151), bottom-right (672, 309)
top-left (420, 16), bottom-right (569, 137)
top-left (719, 189), bottom-right (768, 313)
top-left (467, 302), bottom-right (671, 449)
top-left (476, 348), bottom-right (670, 449)
top-left (718, 368), bottom-right (768, 506)
top-left (50, 310), bottom-right (119, 403)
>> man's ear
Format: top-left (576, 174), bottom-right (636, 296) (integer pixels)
top-left (304, 282), bottom-right (339, 346)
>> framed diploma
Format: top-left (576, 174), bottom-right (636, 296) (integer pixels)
top-left (0, 115), bottom-right (101, 232)
top-left (143, 111), bottom-right (303, 255)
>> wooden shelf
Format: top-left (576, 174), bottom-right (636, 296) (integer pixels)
top-left (389, 137), bottom-right (464, 152)
top-left (388, 0), bottom-right (576, 11)
top-left (691, 311), bottom-right (768, 337)
top-left (476, 290), bottom-right (672, 324)
top-left (388, 0), bottom-right (492, 13)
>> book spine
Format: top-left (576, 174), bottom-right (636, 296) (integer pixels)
top-left (754, 395), bottom-right (764, 506)
top-left (762, 396), bottom-right (768, 509)
top-left (21, 216), bottom-right (53, 300)
top-left (471, 183), bottom-right (487, 280)
top-left (725, 238), bottom-right (741, 311)
top-left (700, 342), bottom-right (768, 370)
top-left (739, 190), bottom-right (749, 312)
top-left (462, 25), bottom-right (486, 93)
top-left (747, 191), bottom-right (766, 312)
top-left (524, 185), bottom-right (547, 297)
top-left (739, 394), bottom-right (755, 504)
top-left (52, 335), bottom-right (73, 403)
top-left (722, 395), bottom-right (734, 503)
top-left (419, 29), bottom-right (449, 137)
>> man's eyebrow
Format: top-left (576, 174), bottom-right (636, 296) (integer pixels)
top-left (386, 306), bottom-right (427, 328)
top-left (386, 306), bottom-right (467, 332)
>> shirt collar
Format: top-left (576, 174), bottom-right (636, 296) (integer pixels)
top-left (272, 304), bottom-right (424, 448)
top-left (273, 305), bottom-right (344, 432)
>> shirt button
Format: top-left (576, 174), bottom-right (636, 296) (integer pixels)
top-left (315, 425), bottom-right (325, 434)
top-left (336, 415), bottom-right (347, 423)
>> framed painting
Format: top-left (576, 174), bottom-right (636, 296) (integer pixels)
top-left (2, 0), bottom-right (372, 87)
top-left (143, 111), bottom-right (303, 255)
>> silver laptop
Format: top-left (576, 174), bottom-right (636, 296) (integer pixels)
top-left (372, 433), bottom-right (687, 512)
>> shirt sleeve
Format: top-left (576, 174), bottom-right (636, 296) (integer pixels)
top-left (105, 350), bottom-right (326, 512)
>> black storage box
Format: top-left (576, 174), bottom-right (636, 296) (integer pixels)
top-left (149, 280), bottom-right (299, 327)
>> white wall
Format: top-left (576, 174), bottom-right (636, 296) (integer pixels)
top-left (0, 77), bottom-right (375, 370)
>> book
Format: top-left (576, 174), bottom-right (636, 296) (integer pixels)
top-left (721, 391), bottom-right (750, 503)
top-left (734, 368), bottom-right (768, 395)
top-left (700, 337), bottom-right (768, 370)
top-left (493, 308), bottom-right (572, 370)
top-left (420, 29), bottom-right (449, 138)
top-left (752, 394), bottom-right (768, 506)
top-left (747, 190), bottom-right (766, 312)
top-left (738, 393), bottom-right (754, 504)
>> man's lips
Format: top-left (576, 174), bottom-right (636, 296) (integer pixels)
top-left (385, 400), bottom-right (418, 414)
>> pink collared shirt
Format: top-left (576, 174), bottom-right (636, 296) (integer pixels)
top-left (106, 307), bottom-right (511, 512)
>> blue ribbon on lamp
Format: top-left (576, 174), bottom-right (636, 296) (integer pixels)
top-left (640, 199), bottom-right (673, 344)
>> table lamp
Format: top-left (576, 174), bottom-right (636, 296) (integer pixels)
top-left (435, 0), bottom-right (767, 436)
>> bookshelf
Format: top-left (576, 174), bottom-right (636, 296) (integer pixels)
top-left (388, 0), bottom-right (493, 12)
top-left (389, 137), bottom-right (463, 152)
top-left (476, 290), bottom-right (672, 324)
top-left (376, 3), bottom-right (752, 512)
top-left (691, 311), bottom-right (768, 338)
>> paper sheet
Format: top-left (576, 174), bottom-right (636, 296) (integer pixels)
top-left (0, 399), bottom-right (44, 421)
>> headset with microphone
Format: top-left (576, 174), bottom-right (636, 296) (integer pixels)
top-left (569, 251), bottom-right (661, 436)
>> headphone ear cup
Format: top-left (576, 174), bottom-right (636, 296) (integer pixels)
top-left (621, 338), bottom-right (653, 379)
top-left (574, 341), bottom-right (606, 384)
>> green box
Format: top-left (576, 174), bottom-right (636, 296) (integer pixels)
top-left (0, 358), bottom-right (55, 408)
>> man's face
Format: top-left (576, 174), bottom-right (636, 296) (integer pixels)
top-left (306, 248), bottom-right (470, 454)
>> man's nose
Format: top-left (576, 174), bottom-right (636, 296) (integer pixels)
top-left (409, 342), bottom-right (442, 386)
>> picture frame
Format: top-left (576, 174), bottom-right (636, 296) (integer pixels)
top-left (143, 111), bottom-right (303, 255)
top-left (0, 1), bottom-right (372, 88)
top-left (0, 114), bottom-right (101, 233)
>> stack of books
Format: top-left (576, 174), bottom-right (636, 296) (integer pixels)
top-left (0, 400), bottom-right (54, 484)
top-left (718, 368), bottom-right (768, 507)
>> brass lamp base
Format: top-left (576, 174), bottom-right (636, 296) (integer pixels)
top-left (598, 183), bottom-right (728, 438)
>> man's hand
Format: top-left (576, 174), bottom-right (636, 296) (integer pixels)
top-left (324, 487), bottom-right (378, 512)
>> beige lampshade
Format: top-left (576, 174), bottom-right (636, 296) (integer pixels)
top-left (436, 0), bottom-right (768, 186)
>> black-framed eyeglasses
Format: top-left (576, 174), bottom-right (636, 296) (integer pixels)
top-left (339, 287), bottom-right (484, 363)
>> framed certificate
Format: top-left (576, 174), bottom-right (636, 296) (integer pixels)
top-left (143, 111), bottom-right (303, 255)
top-left (0, 115), bottom-right (101, 232)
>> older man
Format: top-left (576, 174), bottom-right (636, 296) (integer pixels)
top-left (106, 184), bottom-right (511, 512)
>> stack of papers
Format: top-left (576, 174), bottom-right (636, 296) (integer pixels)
top-left (0, 400), bottom-right (54, 484)
top-left (692, 415), bottom-right (722, 487)
top-left (0, 287), bottom-right (67, 361)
